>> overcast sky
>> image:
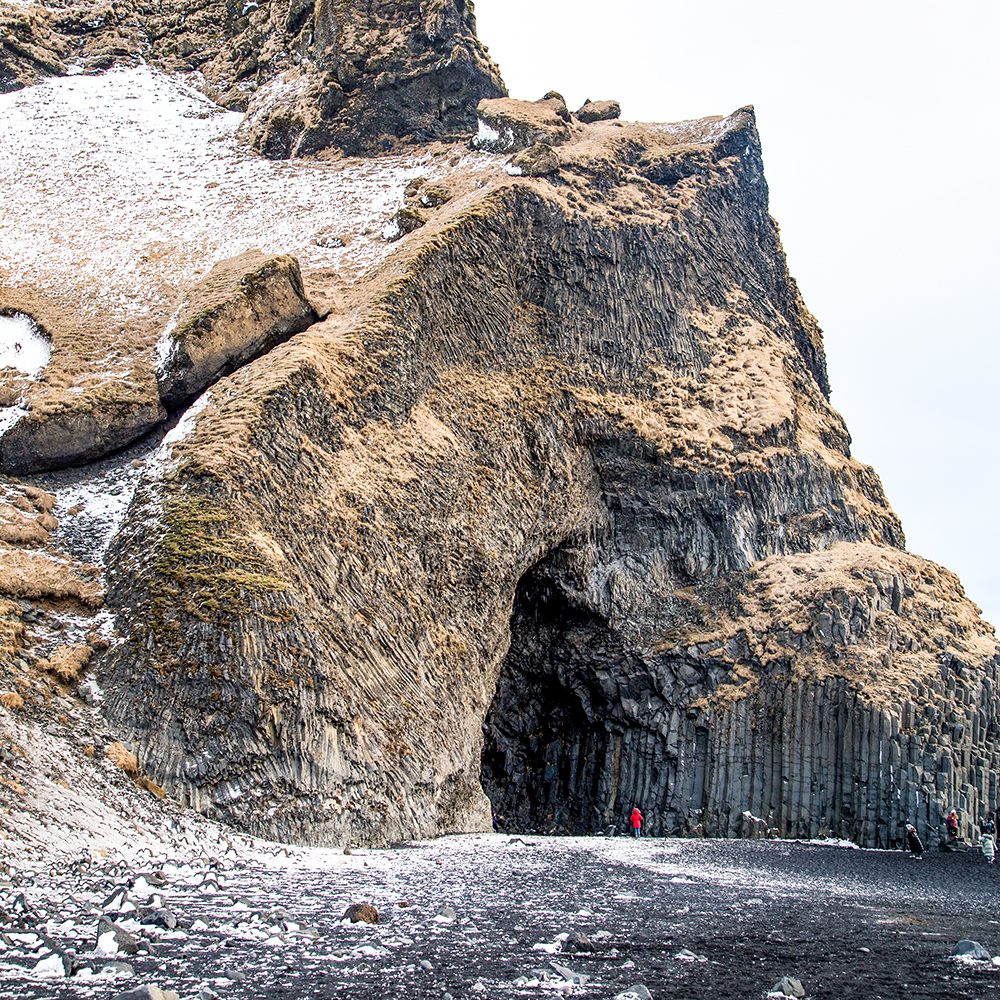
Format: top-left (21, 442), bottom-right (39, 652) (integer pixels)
top-left (475, 0), bottom-right (1000, 629)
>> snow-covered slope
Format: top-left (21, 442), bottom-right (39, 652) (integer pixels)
top-left (0, 65), bottom-right (493, 320)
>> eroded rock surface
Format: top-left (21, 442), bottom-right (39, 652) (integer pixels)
top-left (0, 394), bottom-right (165, 475)
top-left (156, 251), bottom-right (318, 411)
top-left (0, 63), bottom-right (499, 474)
top-left (1, 3), bottom-right (997, 860)
top-left (575, 99), bottom-right (622, 123)
top-left (474, 95), bottom-right (575, 152)
top-left (236, 0), bottom-right (506, 156)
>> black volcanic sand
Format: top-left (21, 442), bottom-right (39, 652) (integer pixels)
top-left (3, 835), bottom-right (1000, 999)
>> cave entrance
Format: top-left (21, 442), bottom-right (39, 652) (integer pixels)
top-left (480, 556), bottom-right (636, 834)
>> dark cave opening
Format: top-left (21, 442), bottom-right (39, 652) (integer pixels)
top-left (480, 559), bottom-right (636, 835)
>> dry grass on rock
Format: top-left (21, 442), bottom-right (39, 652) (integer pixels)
top-left (105, 741), bottom-right (140, 777)
top-left (687, 541), bottom-right (998, 710)
top-left (38, 644), bottom-right (92, 685)
top-left (0, 546), bottom-right (103, 607)
top-left (0, 691), bottom-right (25, 711)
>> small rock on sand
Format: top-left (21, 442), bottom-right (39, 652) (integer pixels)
top-left (952, 939), bottom-right (992, 961)
top-left (769, 976), bottom-right (806, 998)
top-left (343, 902), bottom-right (379, 924)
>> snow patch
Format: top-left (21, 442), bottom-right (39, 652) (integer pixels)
top-left (473, 117), bottom-right (516, 153)
top-left (79, 673), bottom-right (105, 706)
top-left (32, 953), bottom-right (67, 979)
top-left (0, 313), bottom-right (50, 375)
top-left (798, 837), bottom-right (861, 850)
top-left (95, 930), bottom-right (120, 955)
top-left (0, 403), bottom-right (28, 439)
top-left (0, 66), bottom-right (497, 324)
top-left (54, 464), bottom-right (147, 559)
top-left (147, 389), bottom-right (211, 480)
top-left (153, 311), bottom-right (182, 376)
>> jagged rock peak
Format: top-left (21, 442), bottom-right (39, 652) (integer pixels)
top-left (0, 0), bottom-right (507, 156)
top-left (237, 0), bottom-right (508, 157)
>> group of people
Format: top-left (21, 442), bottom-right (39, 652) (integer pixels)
top-left (904, 808), bottom-right (998, 862)
top-left (496, 803), bottom-right (1000, 855)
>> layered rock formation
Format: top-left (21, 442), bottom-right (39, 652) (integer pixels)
top-left (1, 2), bottom-right (997, 857)
top-left (155, 252), bottom-right (317, 411)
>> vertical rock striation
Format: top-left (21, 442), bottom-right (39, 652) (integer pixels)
top-left (4, 2), bottom-right (995, 854)
top-left (97, 106), bottom-right (1000, 850)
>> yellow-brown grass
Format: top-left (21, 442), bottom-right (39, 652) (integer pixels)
top-left (104, 741), bottom-right (139, 777)
top-left (38, 645), bottom-right (92, 684)
top-left (0, 546), bottom-right (103, 606)
top-left (0, 692), bottom-right (25, 711)
top-left (137, 775), bottom-right (167, 799)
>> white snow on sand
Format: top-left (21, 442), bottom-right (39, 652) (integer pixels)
top-left (0, 313), bottom-right (50, 374)
top-left (0, 66), bottom-right (495, 320)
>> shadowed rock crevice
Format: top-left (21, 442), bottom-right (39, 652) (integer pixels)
top-left (155, 251), bottom-right (319, 412)
top-left (0, 250), bottom-right (318, 475)
top-left (482, 553), bottom-right (638, 834)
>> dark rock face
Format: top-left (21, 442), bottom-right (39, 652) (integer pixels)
top-left (484, 544), bottom-right (1000, 847)
top-left (236, 1), bottom-right (507, 157)
top-left (97, 107), bottom-right (1000, 851)
top-left (575, 99), bottom-right (621, 124)
top-left (2, 0), bottom-right (506, 156)
top-left (0, 395), bottom-right (166, 475)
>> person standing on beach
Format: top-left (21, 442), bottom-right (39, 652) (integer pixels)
top-left (946, 809), bottom-right (960, 844)
top-left (630, 806), bottom-right (644, 839)
top-left (905, 823), bottom-right (924, 859)
top-left (981, 816), bottom-right (996, 864)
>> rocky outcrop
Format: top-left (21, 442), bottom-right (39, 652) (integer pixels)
top-left (508, 143), bottom-right (561, 177)
top-left (575, 99), bottom-right (621, 124)
top-left (0, 246), bottom-right (322, 474)
top-left (156, 252), bottom-right (317, 411)
top-left (483, 543), bottom-right (997, 846)
top-left (474, 95), bottom-right (575, 152)
top-left (0, 392), bottom-right (165, 475)
top-left (3, 5), bottom-right (997, 859)
top-left (235, 0), bottom-right (506, 157)
top-left (0, 3), bottom-right (65, 92)
top-left (0, 0), bottom-right (506, 156)
top-left (94, 105), bottom-right (1000, 851)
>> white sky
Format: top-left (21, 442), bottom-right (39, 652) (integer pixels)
top-left (475, 0), bottom-right (1000, 629)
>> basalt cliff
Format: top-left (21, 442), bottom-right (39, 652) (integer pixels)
top-left (0, 0), bottom-right (997, 860)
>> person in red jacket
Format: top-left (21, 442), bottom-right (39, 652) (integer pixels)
top-left (630, 806), bottom-right (644, 838)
